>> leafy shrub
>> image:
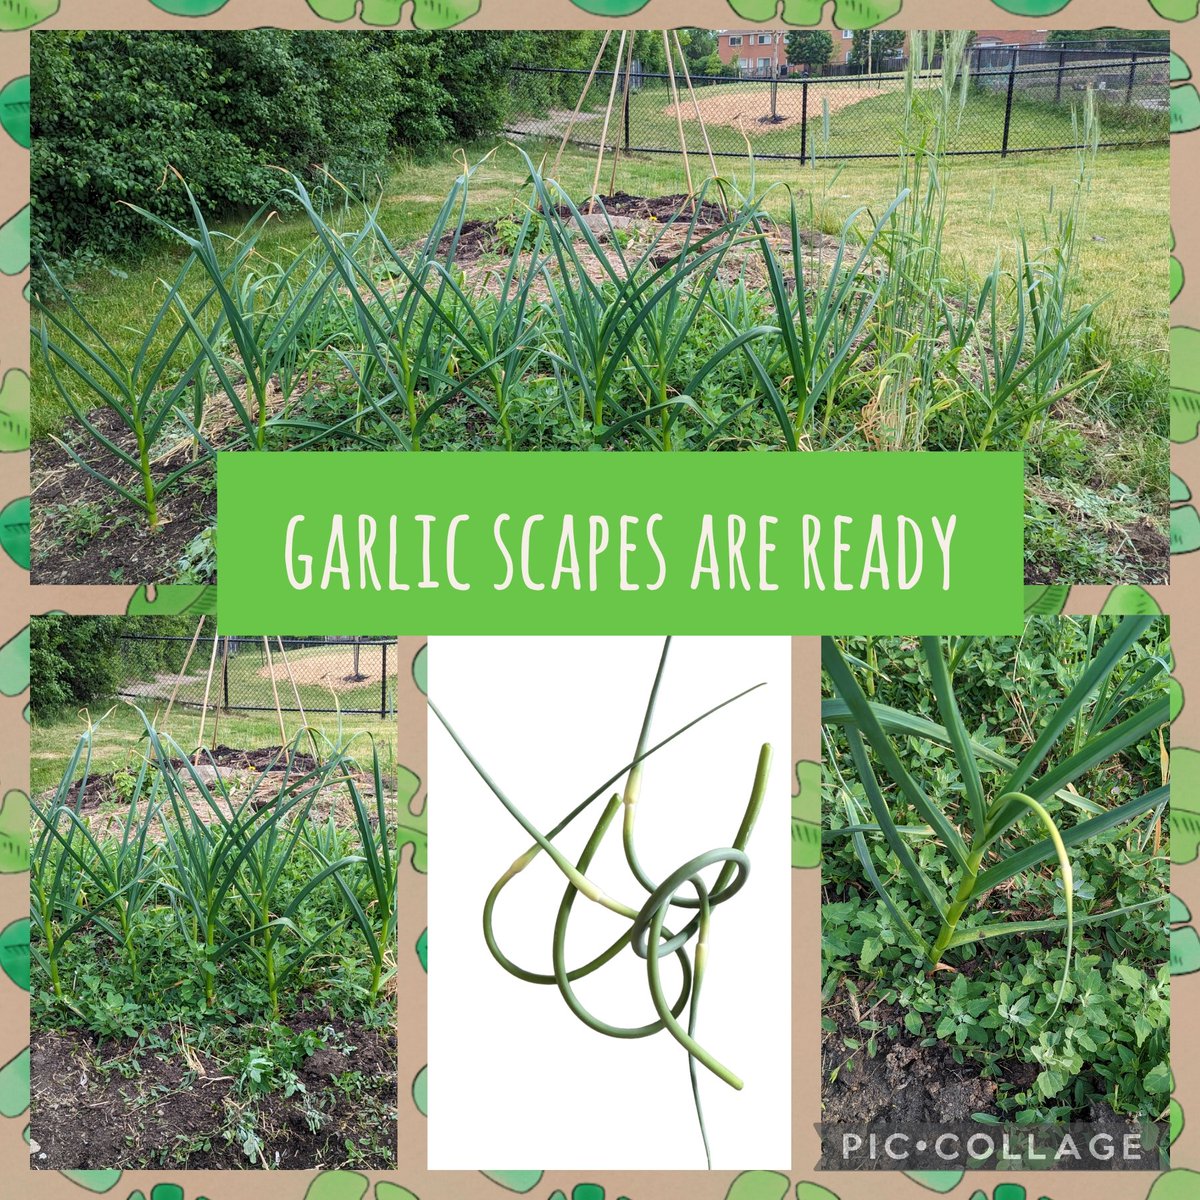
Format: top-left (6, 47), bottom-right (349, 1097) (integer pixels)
top-left (30, 614), bottom-right (197, 720)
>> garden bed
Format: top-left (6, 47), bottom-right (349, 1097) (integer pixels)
top-left (821, 620), bottom-right (1171, 1167)
top-left (53, 746), bottom-right (390, 839)
top-left (819, 990), bottom-right (1164, 1170)
top-left (30, 134), bottom-right (1170, 585)
top-left (31, 706), bottom-right (400, 1171)
top-left (31, 406), bottom-right (215, 585)
top-left (30, 1004), bottom-right (397, 1171)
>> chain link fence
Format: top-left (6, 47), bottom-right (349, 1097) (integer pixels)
top-left (114, 635), bottom-right (399, 717)
top-left (504, 51), bottom-right (1168, 165)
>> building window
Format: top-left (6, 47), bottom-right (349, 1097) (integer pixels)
top-left (759, 34), bottom-right (772, 44)
top-left (729, 35), bottom-right (743, 46)
top-left (842, 29), bottom-right (853, 39)
top-left (739, 57), bottom-right (751, 70)
top-left (758, 57), bottom-right (771, 69)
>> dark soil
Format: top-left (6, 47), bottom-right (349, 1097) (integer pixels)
top-left (822, 996), bottom-right (1002, 1128)
top-left (1023, 511), bottom-right (1170, 585)
top-left (820, 992), bottom-right (1166, 1171)
top-left (583, 192), bottom-right (729, 225)
top-left (434, 216), bottom-right (505, 262)
top-left (31, 406), bottom-right (214, 585)
top-left (434, 192), bottom-right (732, 264)
top-left (30, 1007), bottom-right (396, 1170)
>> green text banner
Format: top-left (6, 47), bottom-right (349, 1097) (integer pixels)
top-left (217, 451), bottom-right (1023, 635)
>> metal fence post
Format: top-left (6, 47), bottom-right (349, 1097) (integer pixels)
top-left (1001, 46), bottom-right (1018, 158)
top-left (800, 78), bottom-right (809, 162)
top-left (380, 642), bottom-right (388, 718)
top-left (1126, 52), bottom-right (1139, 106)
top-left (1055, 48), bottom-right (1066, 104)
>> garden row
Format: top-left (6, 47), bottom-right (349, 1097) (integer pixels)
top-left (34, 88), bottom-right (1103, 538)
top-left (31, 715), bottom-right (397, 1017)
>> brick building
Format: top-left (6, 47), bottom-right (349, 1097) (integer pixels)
top-left (973, 29), bottom-right (1050, 47)
top-left (715, 28), bottom-right (1053, 76)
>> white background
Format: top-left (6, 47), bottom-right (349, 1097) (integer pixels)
top-left (427, 636), bottom-right (791, 1171)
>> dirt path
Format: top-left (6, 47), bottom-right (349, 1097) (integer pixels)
top-left (506, 107), bottom-right (603, 138)
top-left (665, 79), bottom-right (905, 132)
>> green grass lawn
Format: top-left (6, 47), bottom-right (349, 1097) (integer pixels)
top-left (30, 701), bottom-right (399, 795)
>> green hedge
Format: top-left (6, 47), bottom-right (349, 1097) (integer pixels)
top-left (30, 29), bottom-right (604, 265)
top-left (30, 615), bottom-right (199, 721)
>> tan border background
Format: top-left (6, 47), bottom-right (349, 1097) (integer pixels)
top-left (1, 4), bottom-right (1194, 1200)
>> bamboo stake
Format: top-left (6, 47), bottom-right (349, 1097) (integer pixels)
top-left (195, 629), bottom-right (221, 759)
top-left (674, 30), bottom-right (719, 186)
top-left (210, 635), bottom-right (230, 750)
top-left (553, 29), bottom-right (612, 179)
top-left (608, 35), bottom-right (636, 198)
top-left (664, 30), bottom-right (694, 200)
top-left (262, 636), bottom-right (288, 748)
top-left (589, 29), bottom-right (627, 215)
top-left (277, 637), bottom-right (308, 729)
top-left (162, 615), bottom-right (205, 735)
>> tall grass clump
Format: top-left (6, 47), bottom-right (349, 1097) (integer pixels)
top-left (872, 29), bottom-right (972, 448)
top-left (871, 32), bottom-right (1105, 452)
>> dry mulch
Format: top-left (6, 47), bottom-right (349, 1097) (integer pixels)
top-left (664, 78), bottom-right (910, 134)
top-left (50, 746), bottom-right (390, 839)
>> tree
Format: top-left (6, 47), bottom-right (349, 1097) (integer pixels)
top-left (1047, 29), bottom-right (1169, 48)
top-left (785, 30), bottom-right (833, 72)
top-left (933, 30), bottom-right (976, 54)
top-left (847, 28), bottom-right (905, 71)
top-left (682, 28), bottom-right (723, 77)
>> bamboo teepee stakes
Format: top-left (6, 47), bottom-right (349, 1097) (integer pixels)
top-left (262, 636), bottom-right (289, 748)
top-left (673, 30), bottom-right (719, 188)
top-left (552, 28), bottom-right (612, 180)
top-left (277, 636), bottom-right (308, 728)
top-left (609, 35), bottom-right (636, 198)
top-left (588, 29), bottom-right (627, 214)
top-left (209, 634), bottom-right (230, 750)
top-left (565, 31), bottom-right (721, 215)
top-left (663, 29), bottom-right (694, 200)
top-left (195, 630), bottom-right (221, 758)
top-left (161, 614), bottom-right (205, 737)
